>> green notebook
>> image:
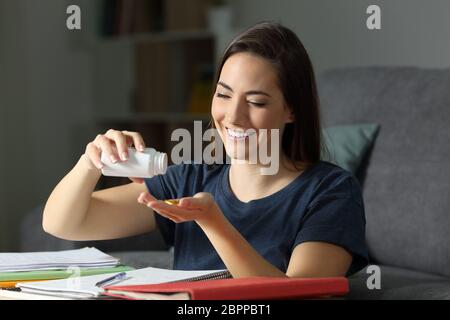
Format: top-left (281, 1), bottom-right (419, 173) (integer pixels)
top-left (0, 265), bottom-right (134, 282)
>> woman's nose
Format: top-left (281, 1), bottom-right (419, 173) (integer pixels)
top-left (225, 97), bottom-right (248, 124)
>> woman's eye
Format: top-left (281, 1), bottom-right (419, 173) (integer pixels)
top-left (216, 93), bottom-right (230, 99)
top-left (248, 101), bottom-right (266, 107)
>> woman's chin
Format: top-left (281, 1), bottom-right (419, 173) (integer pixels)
top-left (224, 149), bottom-right (249, 162)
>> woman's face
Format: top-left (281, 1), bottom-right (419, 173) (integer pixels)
top-left (211, 52), bottom-right (294, 162)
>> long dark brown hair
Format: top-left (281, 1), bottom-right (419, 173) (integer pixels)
top-left (209, 21), bottom-right (324, 171)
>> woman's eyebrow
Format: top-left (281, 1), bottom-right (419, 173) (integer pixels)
top-left (245, 90), bottom-right (271, 97)
top-left (217, 81), bottom-right (233, 92)
top-left (217, 81), bottom-right (271, 97)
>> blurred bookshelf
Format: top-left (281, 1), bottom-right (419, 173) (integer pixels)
top-left (92, 0), bottom-right (220, 188)
top-left (95, 112), bottom-right (211, 124)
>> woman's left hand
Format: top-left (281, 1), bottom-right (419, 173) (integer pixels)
top-left (137, 191), bottom-right (223, 226)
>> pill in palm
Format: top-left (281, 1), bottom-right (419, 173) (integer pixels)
top-left (164, 199), bottom-right (180, 205)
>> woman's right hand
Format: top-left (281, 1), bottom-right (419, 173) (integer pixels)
top-left (84, 129), bottom-right (147, 184)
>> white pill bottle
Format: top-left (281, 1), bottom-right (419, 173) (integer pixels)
top-left (101, 147), bottom-right (167, 178)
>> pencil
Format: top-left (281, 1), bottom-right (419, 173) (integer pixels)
top-left (0, 279), bottom-right (50, 289)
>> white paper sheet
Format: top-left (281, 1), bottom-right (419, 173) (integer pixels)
top-left (0, 247), bottom-right (119, 272)
top-left (17, 267), bottom-right (228, 298)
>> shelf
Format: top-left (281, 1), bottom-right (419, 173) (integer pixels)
top-left (95, 112), bottom-right (212, 124)
top-left (97, 29), bottom-right (214, 45)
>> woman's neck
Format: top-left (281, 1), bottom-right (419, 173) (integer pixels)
top-left (228, 155), bottom-right (306, 202)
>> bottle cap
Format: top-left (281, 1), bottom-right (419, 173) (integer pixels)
top-left (153, 151), bottom-right (168, 175)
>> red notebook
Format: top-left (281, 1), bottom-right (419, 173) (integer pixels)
top-left (103, 276), bottom-right (349, 300)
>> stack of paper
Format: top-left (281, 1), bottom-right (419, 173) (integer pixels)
top-left (0, 247), bottom-right (119, 272)
top-left (16, 267), bottom-right (230, 299)
top-left (0, 265), bottom-right (135, 289)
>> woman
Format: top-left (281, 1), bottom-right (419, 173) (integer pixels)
top-left (43, 22), bottom-right (368, 278)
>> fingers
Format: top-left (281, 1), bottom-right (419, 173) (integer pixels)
top-left (137, 192), bottom-right (182, 222)
top-left (84, 129), bottom-right (148, 171)
top-left (137, 191), bottom-right (158, 205)
top-left (193, 192), bottom-right (213, 200)
top-left (121, 130), bottom-right (146, 152)
top-left (150, 200), bottom-right (198, 215)
top-left (151, 206), bottom-right (183, 223)
top-left (94, 133), bottom-right (118, 163)
top-left (178, 198), bottom-right (190, 207)
top-left (180, 192), bottom-right (213, 209)
top-left (136, 192), bottom-right (215, 225)
top-left (129, 177), bottom-right (145, 184)
top-left (84, 142), bottom-right (103, 170)
top-left (99, 129), bottom-right (147, 162)
top-left (104, 129), bottom-right (129, 161)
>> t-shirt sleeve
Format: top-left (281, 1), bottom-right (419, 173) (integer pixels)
top-left (293, 174), bottom-right (369, 276)
top-left (144, 164), bottom-right (193, 247)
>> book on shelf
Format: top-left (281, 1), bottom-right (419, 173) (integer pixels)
top-left (164, 0), bottom-right (209, 31)
top-left (100, 0), bottom-right (164, 37)
top-left (134, 41), bottom-right (172, 113)
top-left (187, 63), bottom-right (214, 114)
top-left (101, 0), bottom-right (211, 37)
top-left (134, 39), bottom-right (214, 115)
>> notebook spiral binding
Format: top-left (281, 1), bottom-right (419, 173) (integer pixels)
top-left (169, 270), bottom-right (232, 283)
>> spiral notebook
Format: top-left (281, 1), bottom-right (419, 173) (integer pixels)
top-left (104, 276), bottom-right (349, 300)
top-left (16, 267), bottom-right (231, 299)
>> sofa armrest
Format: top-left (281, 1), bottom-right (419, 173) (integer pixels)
top-left (20, 204), bottom-right (170, 252)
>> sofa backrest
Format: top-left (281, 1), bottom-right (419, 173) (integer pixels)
top-left (317, 66), bottom-right (450, 277)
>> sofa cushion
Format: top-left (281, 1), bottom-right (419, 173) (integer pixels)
top-left (322, 123), bottom-right (380, 174)
top-left (318, 67), bottom-right (450, 277)
top-left (347, 265), bottom-right (450, 300)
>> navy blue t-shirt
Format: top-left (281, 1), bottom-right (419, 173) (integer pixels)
top-left (144, 161), bottom-right (369, 277)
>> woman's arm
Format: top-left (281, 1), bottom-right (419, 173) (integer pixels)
top-left (197, 212), bottom-right (288, 278)
top-left (143, 191), bottom-right (352, 278)
top-left (198, 213), bottom-right (352, 278)
top-left (286, 242), bottom-right (352, 277)
top-left (43, 154), bottom-right (156, 241)
top-left (43, 129), bottom-right (158, 241)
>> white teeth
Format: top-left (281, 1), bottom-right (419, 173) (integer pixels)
top-left (226, 128), bottom-right (255, 139)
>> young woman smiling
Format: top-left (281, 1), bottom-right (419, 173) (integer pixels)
top-left (43, 22), bottom-right (368, 279)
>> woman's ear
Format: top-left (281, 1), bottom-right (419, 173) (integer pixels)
top-left (283, 103), bottom-right (295, 123)
top-left (285, 110), bottom-right (295, 123)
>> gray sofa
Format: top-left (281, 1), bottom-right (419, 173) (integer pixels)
top-left (319, 66), bottom-right (450, 299)
top-left (21, 66), bottom-right (450, 299)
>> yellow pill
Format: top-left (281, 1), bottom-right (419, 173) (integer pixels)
top-left (164, 199), bottom-right (180, 205)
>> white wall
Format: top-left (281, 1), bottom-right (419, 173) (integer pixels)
top-left (0, 0), bottom-right (34, 251)
top-left (0, 0), bottom-right (95, 250)
top-left (229, 0), bottom-right (450, 75)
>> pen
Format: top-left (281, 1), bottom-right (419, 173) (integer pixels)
top-left (95, 272), bottom-right (127, 288)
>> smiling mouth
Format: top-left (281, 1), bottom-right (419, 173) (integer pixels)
top-left (225, 127), bottom-right (256, 141)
